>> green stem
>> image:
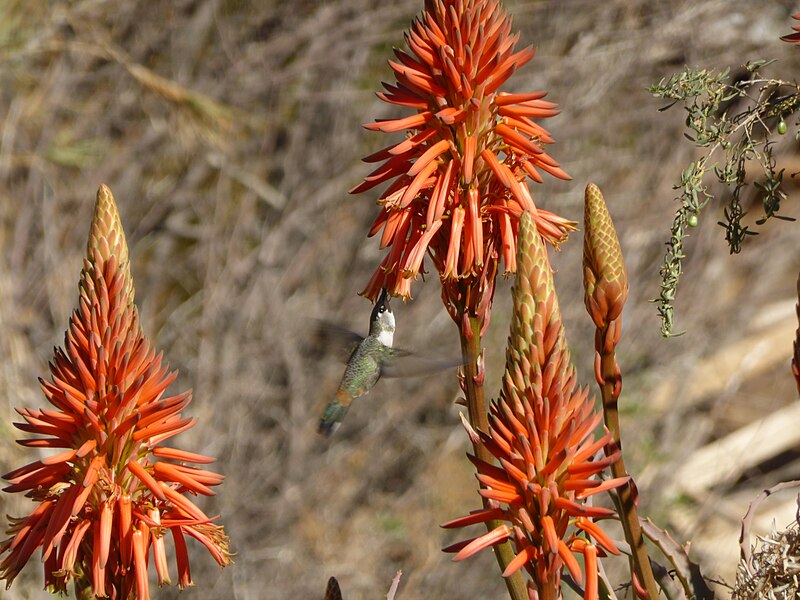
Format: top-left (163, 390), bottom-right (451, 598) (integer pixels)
top-left (598, 332), bottom-right (660, 600)
top-left (459, 314), bottom-right (528, 600)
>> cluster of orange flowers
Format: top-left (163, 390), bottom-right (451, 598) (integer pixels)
top-left (356, 0), bottom-right (574, 327)
top-left (0, 187), bottom-right (230, 599)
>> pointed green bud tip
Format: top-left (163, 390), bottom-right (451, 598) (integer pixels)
top-left (517, 212), bottom-right (551, 289)
top-left (87, 184), bottom-right (134, 303)
top-left (507, 211), bottom-right (568, 380)
top-left (583, 183), bottom-right (628, 328)
top-left (514, 211), bottom-right (555, 314)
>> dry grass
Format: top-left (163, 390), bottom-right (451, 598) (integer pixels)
top-left (1, 1), bottom-right (800, 598)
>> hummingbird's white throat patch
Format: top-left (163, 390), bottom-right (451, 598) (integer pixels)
top-left (375, 311), bottom-right (395, 347)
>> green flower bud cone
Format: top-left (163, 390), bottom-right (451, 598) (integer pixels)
top-left (507, 211), bottom-right (574, 395)
top-left (86, 184), bottom-right (134, 306)
top-left (583, 183), bottom-right (628, 328)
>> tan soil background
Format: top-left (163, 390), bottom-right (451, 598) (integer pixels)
top-left (2, 1), bottom-right (800, 598)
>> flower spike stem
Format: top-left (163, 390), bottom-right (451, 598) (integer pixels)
top-left (583, 183), bottom-right (659, 598)
top-left (459, 313), bottom-right (528, 600)
top-left (597, 338), bottom-right (660, 599)
top-left (792, 270), bottom-right (800, 395)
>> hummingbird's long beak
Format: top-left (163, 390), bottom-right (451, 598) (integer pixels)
top-left (377, 288), bottom-right (392, 312)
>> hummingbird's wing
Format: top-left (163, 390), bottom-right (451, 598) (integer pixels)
top-left (379, 348), bottom-right (465, 378)
top-left (314, 320), bottom-right (364, 361)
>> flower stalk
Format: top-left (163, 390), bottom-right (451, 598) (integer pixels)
top-left (445, 212), bottom-right (627, 600)
top-left (353, 1), bottom-right (587, 597)
top-left (583, 183), bottom-right (659, 599)
top-left (793, 271), bottom-right (800, 396)
top-left (458, 313), bottom-right (528, 600)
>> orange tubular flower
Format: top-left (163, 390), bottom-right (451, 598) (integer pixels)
top-left (356, 0), bottom-right (574, 327)
top-left (442, 213), bottom-right (625, 600)
top-left (0, 186), bottom-right (231, 598)
top-left (781, 14), bottom-right (800, 44)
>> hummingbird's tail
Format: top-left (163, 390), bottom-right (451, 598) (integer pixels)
top-left (318, 390), bottom-right (352, 437)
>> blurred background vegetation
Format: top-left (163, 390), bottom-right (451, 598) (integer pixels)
top-left (1, 0), bottom-right (800, 597)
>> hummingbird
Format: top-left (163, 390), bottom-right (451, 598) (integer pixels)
top-left (318, 288), bottom-right (397, 436)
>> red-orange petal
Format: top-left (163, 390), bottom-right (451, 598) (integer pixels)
top-left (499, 209), bottom-right (516, 273)
top-left (435, 106), bottom-right (466, 125)
top-left (171, 464), bottom-right (224, 486)
top-left (443, 206), bottom-right (465, 278)
top-left (408, 139), bottom-right (450, 177)
top-left (132, 528), bottom-right (150, 600)
top-left (399, 160), bottom-right (438, 208)
top-left (453, 524), bottom-right (511, 561)
top-left (152, 446), bottom-right (216, 465)
top-left (541, 514), bottom-right (558, 553)
top-left (389, 127), bottom-right (438, 156)
top-left (534, 159), bottom-right (571, 181)
top-left (480, 148), bottom-right (515, 189)
top-left (119, 494), bottom-right (133, 570)
top-left (401, 219), bottom-right (442, 278)
top-left (576, 518), bottom-right (620, 556)
top-left (364, 111), bottom-right (433, 133)
top-left (160, 483), bottom-right (208, 522)
top-left (467, 188), bottom-right (483, 266)
top-left (502, 544), bottom-right (535, 577)
top-left (506, 117), bottom-right (554, 144)
top-left (172, 527), bottom-right (193, 589)
top-left (61, 518), bottom-right (91, 575)
top-left (150, 509), bottom-right (171, 586)
top-left (495, 91), bottom-right (548, 106)
top-left (495, 123), bottom-right (543, 156)
top-left (553, 497), bottom-right (615, 518)
top-left (75, 438), bottom-right (97, 458)
top-left (182, 526), bottom-right (227, 566)
top-left (153, 461), bottom-right (216, 496)
top-left (583, 544), bottom-right (599, 600)
top-left (558, 539), bottom-right (583, 584)
top-left (463, 135), bottom-right (477, 184)
top-left (7, 500), bottom-right (52, 552)
top-left (475, 472), bottom-right (517, 495)
top-left (440, 508), bottom-right (506, 529)
top-left (135, 416), bottom-right (197, 444)
top-left (432, 160), bottom-right (455, 224)
top-left (376, 90), bottom-right (428, 110)
top-left (126, 460), bottom-right (167, 501)
top-left (381, 209), bottom-right (411, 249)
top-left (41, 485), bottom-right (81, 559)
top-left (498, 104), bottom-right (559, 120)
top-left (575, 476), bottom-right (630, 499)
top-left (478, 486), bottom-right (520, 504)
top-left (40, 448), bottom-right (77, 466)
top-left (99, 500), bottom-right (113, 569)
